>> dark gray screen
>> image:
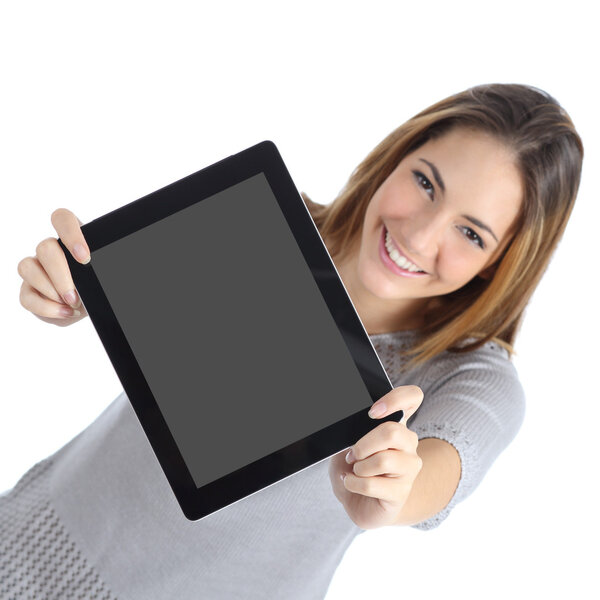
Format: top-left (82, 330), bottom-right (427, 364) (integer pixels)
top-left (91, 173), bottom-right (372, 488)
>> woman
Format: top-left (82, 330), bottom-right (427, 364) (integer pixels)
top-left (3, 83), bottom-right (583, 599)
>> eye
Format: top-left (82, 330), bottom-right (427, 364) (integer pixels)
top-left (458, 226), bottom-right (485, 250)
top-left (412, 170), bottom-right (435, 201)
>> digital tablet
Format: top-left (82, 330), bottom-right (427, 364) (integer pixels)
top-left (59, 141), bottom-right (400, 521)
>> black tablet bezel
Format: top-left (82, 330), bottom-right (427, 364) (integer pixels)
top-left (59, 141), bottom-right (400, 521)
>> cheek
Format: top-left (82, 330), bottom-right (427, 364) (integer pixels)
top-left (437, 242), bottom-right (488, 283)
top-left (377, 177), bottom-right (421, 218)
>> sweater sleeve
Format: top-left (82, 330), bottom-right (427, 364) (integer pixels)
top-left (405, 341), bottom-right (526, 531)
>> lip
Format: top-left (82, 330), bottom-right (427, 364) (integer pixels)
top-left (379, 226), bottom-right (428, 278)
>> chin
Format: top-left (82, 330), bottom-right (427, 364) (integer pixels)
top-left (359, 266), bottom-right (408, 299)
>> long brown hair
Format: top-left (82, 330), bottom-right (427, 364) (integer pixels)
top-left (303, 83), bottom-right (583, 367)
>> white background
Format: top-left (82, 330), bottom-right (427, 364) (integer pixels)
top-left (1, 2), bottom-right (598, 598)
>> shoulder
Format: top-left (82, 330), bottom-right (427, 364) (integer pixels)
top-left (376, 333), bottom-right (524, 404)
top-left (372, 331), bottom-right (526, 432)
top-left (377, 334), bottom-right (526, 446)
top-left (423, 339), bottom-right (523, 398)
top-left (418, 339), bottom-right (524, 422)
top-left (406, 339), bottom-right (526, 464)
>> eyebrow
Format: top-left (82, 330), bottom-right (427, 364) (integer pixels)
top-left (463, 215), bottom-right (499, 243)
top-left (419, 158), bottom-right (499, 244)
top-left (419, 158), bottom-right (446, 193)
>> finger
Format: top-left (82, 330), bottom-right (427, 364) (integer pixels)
top-left (342, 471), bottom-right (414, 505)
top-left (19, 281), bottom-right (81, 319)
top-left (352, 447), bottom-right (422, 478)
top-left (17, 256), bottom-right (63, 304)
top-left (33, 237), bottom-right (82, 308)
top-left (368, 385), bottom-right (424, 424)
top-left (50, 208), bottom-right (90, 264)
top-left (346, 421), bottom-right (419, 465)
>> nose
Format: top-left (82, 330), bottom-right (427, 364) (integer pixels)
top-left (401, 213), bottom-right (445, 260)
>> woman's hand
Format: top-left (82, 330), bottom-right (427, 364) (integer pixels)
top-left (329, 385), bottom-right (424, 529)
top-left (17, 208), bottom-right (91, 327)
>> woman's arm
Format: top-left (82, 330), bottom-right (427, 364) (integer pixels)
top-left (394, 437), bottom-right (461, 526)
top-left (398, 343), bottom-right (526, 531)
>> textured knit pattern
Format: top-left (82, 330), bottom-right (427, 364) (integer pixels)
top-left (0, 330), bottom-right (526, 599)
top-left (0, 460), bottom-right (118, 600)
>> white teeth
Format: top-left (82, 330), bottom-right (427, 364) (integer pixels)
top-left (385, 231), bottom-right (424, 273)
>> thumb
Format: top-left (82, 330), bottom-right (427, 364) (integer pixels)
top-left (369, 385), bottom-right (424, 424)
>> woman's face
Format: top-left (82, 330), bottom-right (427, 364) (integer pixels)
top-left (351, 127), bottom-right (523, 322)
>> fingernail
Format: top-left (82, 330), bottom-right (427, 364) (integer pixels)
top-left (73, 243), bottom-right (90, 264)
top-left (345, 449), bottom-right (355, 464)
top-left (59, 306), bottom-right (81, 317)
top-left (340, 473), bottom-right (347, 483)
top-left (63, 290), bottom-right (78, 307)
top-left (368, 402), bottom-right (386, 418)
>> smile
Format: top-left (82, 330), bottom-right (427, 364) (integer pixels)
top-left (380, 227), bottom-right (428, 277)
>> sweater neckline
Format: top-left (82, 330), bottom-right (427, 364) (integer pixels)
top-left (368, 329), bottom-right (419, 340)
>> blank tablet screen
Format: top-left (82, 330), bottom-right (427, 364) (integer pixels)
top-left (90, 172), bottom-right (372, 489)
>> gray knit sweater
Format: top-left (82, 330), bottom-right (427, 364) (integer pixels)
top-left (0, 330), bottom-right (525, 599)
